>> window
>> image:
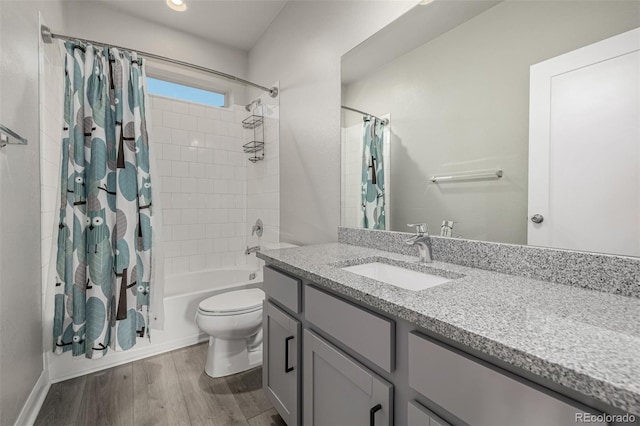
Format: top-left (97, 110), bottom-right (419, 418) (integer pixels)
top-left (146, 77), bottom-right (226, 107)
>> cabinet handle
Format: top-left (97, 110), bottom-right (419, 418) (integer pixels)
top-left (285, 336), bottom-right (294, 373)
top-left (369, 403), bottom-right (382, 426)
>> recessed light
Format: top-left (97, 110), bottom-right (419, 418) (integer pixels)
top-left (419, 0), bottom-right (435, 5)
top-left (166, 0), bottom-right (187, 12)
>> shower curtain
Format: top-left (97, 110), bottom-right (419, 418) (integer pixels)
top-left (361, 117), bottom-right (385, 229)
top-left (53, 41), bottom-right (154, 358)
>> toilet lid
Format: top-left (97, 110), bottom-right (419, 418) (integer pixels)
top-left (198, 288), bottom-right (265, 314)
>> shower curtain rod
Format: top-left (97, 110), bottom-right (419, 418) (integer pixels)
top-left (341, 105), bottom-right (389, 125)
top-left (40, 25), bottom-right (278, 98)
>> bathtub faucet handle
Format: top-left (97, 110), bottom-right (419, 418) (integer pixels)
top-left (252, 219), bottom-right (263, 237)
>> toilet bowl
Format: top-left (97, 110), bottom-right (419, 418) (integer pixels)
top-left (195, 288), bottom-right (265, 378)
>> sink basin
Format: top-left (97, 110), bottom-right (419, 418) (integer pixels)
top-left (341, 262), bottom-right (453, 291)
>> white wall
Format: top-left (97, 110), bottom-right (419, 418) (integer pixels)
top-left (248, 1), bottom-right (417, 245)
top-left (62, 1), bottom-right (251, 104)
top-left (341, 122), bottom-right (362, 228)
top-left (0, 2), bottom-right (65, 424)
top-left (343, 1), bottom-right (640, 244)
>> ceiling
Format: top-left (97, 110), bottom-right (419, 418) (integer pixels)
top-left (342, 0), bottom-right (500, 84)
top-left (98, 0), bottom-right (288, 51)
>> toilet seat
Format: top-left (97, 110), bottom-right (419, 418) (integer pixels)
top-left (198, 288), bottom-right (265, 316)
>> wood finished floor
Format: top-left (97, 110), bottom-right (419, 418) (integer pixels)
top-left (35, 343), bottom-right (285, 426)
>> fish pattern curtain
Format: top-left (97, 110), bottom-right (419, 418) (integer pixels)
top-left (361, 117), bottom-right (385, 229)
top-left (53, 41), bottom-right (153, 358)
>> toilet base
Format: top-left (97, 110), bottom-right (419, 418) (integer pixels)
top-left (204, 336), bottom-right (263, 378)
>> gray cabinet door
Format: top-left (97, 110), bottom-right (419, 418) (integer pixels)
top-left (303, 330), bottom-right (393, 426)
top-left (263, 300), bottom-right (300, 426)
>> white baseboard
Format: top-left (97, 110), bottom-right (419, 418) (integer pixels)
top-left (14, 370), bottom-right (51, 426)
top-left (20, 333), bottom-right (207, 424)
top-left (49, 333), bottom-right (208, 383)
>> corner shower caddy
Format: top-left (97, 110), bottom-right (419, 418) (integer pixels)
top-left (242, 104), bottom-right (264, 163)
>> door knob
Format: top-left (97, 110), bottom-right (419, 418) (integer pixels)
top-left (530, 214), bottom-right (544, 224)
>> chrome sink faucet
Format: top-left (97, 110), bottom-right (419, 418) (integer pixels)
top-left (405, 223), bottom-right (432, 263)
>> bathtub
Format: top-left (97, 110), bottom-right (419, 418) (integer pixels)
top-left (48, 265), bottom-right (263, 382)
top-left (159, 244), bottom-right (300, 347)
top-left (163, 265), bottom-right (263, 342)
top-left (165, 266), bottom-right (262, 298)
top-left (48, 243), bottom-right (300, 382)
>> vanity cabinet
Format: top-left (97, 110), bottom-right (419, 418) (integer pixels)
top-left (262, 265), bottom-right (610, 426)
top-left (303, 330), bottom-right (393, 426)
top-left (408, 332), bottom-right (605, 426)
top-left (263, 300), bottom-right (300, 426)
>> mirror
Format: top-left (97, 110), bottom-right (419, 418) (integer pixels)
top-left (341, 0), bottom-right (640, 257)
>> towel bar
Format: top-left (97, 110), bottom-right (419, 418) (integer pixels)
top-left (0, 124), bottom-right (28, 148)
top-left (430, 169), bottom-right (503, 183)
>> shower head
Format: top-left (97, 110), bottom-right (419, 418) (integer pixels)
top-left (245, 98), bottom-right (262, 112)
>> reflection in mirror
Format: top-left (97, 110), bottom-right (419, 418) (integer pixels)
top-left (341, 0), bottom-right (640, 257)
top-left (341, 106), bottom-right (391, 230)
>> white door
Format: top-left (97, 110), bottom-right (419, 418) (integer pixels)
top-left (528, 28), bottom-right (640, 257)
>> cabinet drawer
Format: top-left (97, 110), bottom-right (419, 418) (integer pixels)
top-left (408, 332), bottom-right (605, 426)
top-left (305, 285), bottom-right (395, 372)
top-left (263, 266), bottom-right (301, 313)
top-left (407, 401), bottom-right (450, 426)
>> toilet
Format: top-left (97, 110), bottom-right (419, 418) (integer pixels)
top-left (195, 288), bottom-right (265, 378)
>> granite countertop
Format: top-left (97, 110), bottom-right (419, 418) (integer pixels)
top-left (257, 243), bottom-right (640, 416)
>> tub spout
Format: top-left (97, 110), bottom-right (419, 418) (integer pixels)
top-left (245, 245), bottom-right (260, 255)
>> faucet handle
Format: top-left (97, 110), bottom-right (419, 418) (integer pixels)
top-left (407, 223), bottom-right (429, 234)
top-left (251, 219), bottom-right (263, 237)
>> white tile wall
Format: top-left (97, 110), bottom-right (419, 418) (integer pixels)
top-left (342, 123), bottom-right (362, 228)
top-left (150, 95), bottom-right (252, 276)
top-left (39, 36), bottom-right (65, 360)
top-left (246, 86), bottom-right (281, 268)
